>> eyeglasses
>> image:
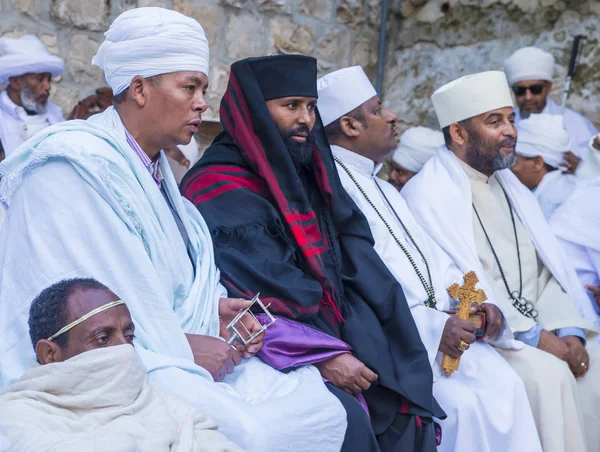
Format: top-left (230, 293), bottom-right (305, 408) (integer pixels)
top-left (512, 84), bottom-right (546, 96)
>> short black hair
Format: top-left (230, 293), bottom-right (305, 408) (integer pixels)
top-left (324, 104), bottom-right (368, 141)
top-left (28, 278), bottom-right (109, 349)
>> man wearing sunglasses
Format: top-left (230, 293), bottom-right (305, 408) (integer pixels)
top-left (504, 46), bottom-right (598, 175)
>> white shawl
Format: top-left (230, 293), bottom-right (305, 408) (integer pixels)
top-left (402, 147), bottom-right (600, 336)
top-left (0, 345), bottom-right (242, 452)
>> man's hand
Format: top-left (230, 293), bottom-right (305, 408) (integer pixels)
top-left (561, 335), bottom-right (589, 378)
top-left (585, 285), bottom-right (600, 309)
top-left (185, 334), bottom-right (242, 381)
top-left (219, 298), bottom-right (264, 358)
top-left (439, 316), bottom-right (476, 357)
top-left (474, 303), bottom-right (503, 342)
top-left (560, 151), bottom-right (581, 175)
top-left (592, 135), bottom-right (600, 151)
top-left (315, 353), bottom-right (378, 395)
top-left (538, 329), bottom-right (570, 362)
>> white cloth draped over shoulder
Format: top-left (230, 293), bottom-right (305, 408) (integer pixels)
top-left (401, 146), bottom-right (600, 336)
top-left (550, 178), bottom-right (600, 315)
top-left (333, 146), bottom-right (540, 452)
top-left (0, 345), bottom-right (243, 452)
top-left (0, 107), bottom-right (346, 452)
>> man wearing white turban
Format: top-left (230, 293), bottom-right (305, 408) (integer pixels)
top-left (504, 46), bottom-right (598, 177)
top-left (389, 127), bottom-right (444, 191)
top-left (402, 70), bottom-right (600, 452)
top-left (511, 114), bottom-right (578, 219)
top-left (319, 66), bottom-right (541, 452)
top-left (0, 7), bottom-right (346, 452)
top-left (0, 35), bottom-right (64, 158)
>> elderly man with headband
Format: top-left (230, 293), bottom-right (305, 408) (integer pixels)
top-left (0, 278), bottom-right (242, 452)
top-left (0, 7), bottom-right (346, 451)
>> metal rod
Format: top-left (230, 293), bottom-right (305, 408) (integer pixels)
top-left (375, 0), bottom-right (390, 97)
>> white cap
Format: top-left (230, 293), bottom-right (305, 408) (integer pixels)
top-left (317, 66), bottom-right (377, 126)
top-left (516, 113), bottom-right (570, 169)
top-left (504, 46), bottom-right (555, 86)
top-left (0, 35), bottom-right (64, 84)
top-left (392, 127), bottom-right (444, 173)
top-left (431, 71), bottom-right (514, 129)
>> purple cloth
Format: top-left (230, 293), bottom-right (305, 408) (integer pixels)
top-left (256, 314), bottom-right (369, 415)
top-left (124, 127), bottom-right (162, 188)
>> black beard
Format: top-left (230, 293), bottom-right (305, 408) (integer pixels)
top-left (465, 130), bottom-right (517, 174)
top-left (279, 126), bottom-right (314, 167)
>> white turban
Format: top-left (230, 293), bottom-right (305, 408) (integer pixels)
top-left (432, 71), bottom-right (514, 129)
top-left (392, 127), bottom-right (444, 173)
top-left (504, 47), bottom-right (555, 86)
top-left (0, 35), bottom-right (64, 84)
top-left (317, 66), bottom-right (377, 126)
top-left (516, 113), bottom-right (570, 169)
top-left (92, 7), bottom-right (210, 95)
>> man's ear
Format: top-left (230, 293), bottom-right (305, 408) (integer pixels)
top-left (7, 76), bottom-right (21, 91)
top-left (449, 122), bottom-right (467, 146)
top-left (35, 339), bottom-right (62, 365)
top-left (532, 155), bottom-right (546, 172)
top-left (339, 115), bottom-right (362, 138)
top-left (128, 75), bottom-right (148, 107)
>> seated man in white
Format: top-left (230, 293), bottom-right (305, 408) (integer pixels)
top-left (0, 7), bottom-right (346, 452)
top-left (402, 70), bottom-right (600, 452)
top-left (0, 278), bottom-right (242, 452)
top-left (317, 66), bottom-right (541, 452)
top-left (388, 126), bottom-right (443, 191)
top-left (0, 35), bottom-right (64, 157)
top-left (511, 113), bottom-right (578, 219)
top-left (504, 46), bottom-right (599, 178)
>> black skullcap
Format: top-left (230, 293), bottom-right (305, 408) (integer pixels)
top-left (245, 54), bottom-right (318, 101)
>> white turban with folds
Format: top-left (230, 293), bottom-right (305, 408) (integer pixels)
top-left (92, 7), bottom-right (210, 95)
top-left (392, 127), bottom-right (444, 173)
top-left (504, 47), bottom-right (555, 86)
top-left (516, 113), bottom-right (570, 169)
top-left (0, 35), bottom-right (64, 84)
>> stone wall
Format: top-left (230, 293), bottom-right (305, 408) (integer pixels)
top-left (0, 0), bottom-right (380, 121)
top-left (384, 0), bottom-right (600, 130)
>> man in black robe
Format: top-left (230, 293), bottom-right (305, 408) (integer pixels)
top-left (181, 55), bottom-right (444, 452)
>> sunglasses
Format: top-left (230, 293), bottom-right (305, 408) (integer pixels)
top-left (512, 84), bottom-right (546, 96)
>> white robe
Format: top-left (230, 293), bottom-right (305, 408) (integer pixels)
top-left (0, 108), bottom-right (346, 452)
top-left (532, 170), bottom-right (577, 220)
top-left (550, 178), bottom-right (600, 318)
top-left (0, 345), bottom-right (243, 452)
top-left (0, 89), bottom-right (63, 157)
top-left (332, 146), bottom-right (540, 452)
top-left (403, 147), bottom-right (600, 452)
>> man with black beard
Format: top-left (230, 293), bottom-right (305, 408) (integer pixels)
top-left (182, 55), bottom-right (444, 452)
top-left (403, 71), bottom-right (600, 452)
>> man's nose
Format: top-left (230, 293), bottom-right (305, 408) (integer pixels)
top-left (193, 92), bottom-right (208, 113)
top-left (523, 89), bottom-right (534, 101)
top-left (385, 108), bottom-right (398, 123)
top-left (297, 107), bottom-right (311, 125)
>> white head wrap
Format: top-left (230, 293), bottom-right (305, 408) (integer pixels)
top-left (92, 7), bottom-right (210, 95)
top-left (515, 113), bottom-right (570, 169)
top-left (432, 71), bottom-right (514, 129)
top-left (392, 127), bottom-right (444, 173)
top-left (317, 66), bottom-right (377, 126)
top-left (504, 47), bottom-right (555, 86)
top-left (0, 35), bottom-right (64, 84)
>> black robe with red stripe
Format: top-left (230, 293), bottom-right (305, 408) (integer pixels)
top-left (181, 55), bottom-right (444, 447)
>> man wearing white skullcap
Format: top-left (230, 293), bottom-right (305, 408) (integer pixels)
top-left (0, 35), bottom-right (64, 158)
top-left (319, 65), bottom-right (541, 452)
top-left (504, 46), bottom-right (598, 176)
top-left (0, 7), bottom-right (347, 452)
top-left (511, 114), bottom-right (578, 219)
top-left (389, 127), bottom-right (444, 191)
top-left (403, 70), bottom-right (600, 452)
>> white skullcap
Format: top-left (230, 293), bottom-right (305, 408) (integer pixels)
top-left (0, 35), bottom-right (64, 84)
top-left (392, 127), bottom-right (444, 173)
top-left (317, 66), bottom-right (377, 126)
top-left (92, 7), bottom-right (210, 95)
top-left (516, 113), bottom-right (570, 169)
top-left (504, 46), bottom-right (555, 86)
top-left (432, 71), bottom-right (514, 129)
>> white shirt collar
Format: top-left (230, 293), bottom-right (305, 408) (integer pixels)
top-left (331, 144), bottom-right (383, 178)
